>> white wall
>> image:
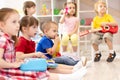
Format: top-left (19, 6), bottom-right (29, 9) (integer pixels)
top-left (0, 0), bottom-right (35, 16)
top-left (0, 0), bottom-right (24, 16)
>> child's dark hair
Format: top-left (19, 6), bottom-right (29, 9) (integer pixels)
top-left (19, 15), bottom-right (38, 32)
top-left (64, 2), bottom-right (77, 17)
top-left (40, 21), bottom-right (58, 33)
top-left (0, 8), bottom-right (19, 45)
top-left (23, 1), bottom-right (36, 15)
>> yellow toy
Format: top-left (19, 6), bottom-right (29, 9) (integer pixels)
top-left (52, 42), bottom-right (61, 58)
top-left (40, 4), bottom-right (48, 15)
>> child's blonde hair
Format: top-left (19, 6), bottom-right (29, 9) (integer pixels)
top-left (0, 8), bottom-right (19, 45)
top-left (94, 1), bottom-right (107, 15)
top-left (64, 2), bottom-right (77, 17)
top-left (23, 1), bottom-right (36, 15)
top-left (40, 21), bottom-right (58, 33)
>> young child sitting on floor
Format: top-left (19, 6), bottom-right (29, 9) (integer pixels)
top-left (36, 21), bottom-right (87, 70)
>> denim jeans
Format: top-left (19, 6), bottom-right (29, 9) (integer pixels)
top-left (53, 56), bottom-right (79, 66)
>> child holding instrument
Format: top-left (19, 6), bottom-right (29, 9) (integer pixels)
top-left (91, 1), bottom-right (118, 62)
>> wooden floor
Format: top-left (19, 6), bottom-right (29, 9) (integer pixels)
top-left (82, 55), bottom-right (120, 80)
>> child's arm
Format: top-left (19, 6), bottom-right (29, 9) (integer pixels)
top-left (46, 36), bottom-right (60, 55)
top-left (101, 14), bottom-right (118, 27)
top-left (0, 48), bottom-right (23, 68)
top-left (101, 22), bottom-right (118, 27)
top-left (59, 8), bottom-right (68, 24)
top-left (16, 52), bottom-right (46, 61)
top-left (59, 14), bottom-right (66, 24)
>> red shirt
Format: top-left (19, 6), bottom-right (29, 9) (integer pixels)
top-left (15, 37), bottom-right (35, 53)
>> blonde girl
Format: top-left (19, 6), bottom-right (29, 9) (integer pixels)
top-left (59, 2), bottom-right (79, 58)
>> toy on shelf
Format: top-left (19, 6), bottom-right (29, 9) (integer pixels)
top-left (40, 4), bottom-right (49, 15)
top-left (54, 8), bottom-right (60, 15)
top-left (80, 18), bottom-right (93, 25)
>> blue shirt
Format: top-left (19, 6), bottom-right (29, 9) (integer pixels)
top-left (36, 36), bottom-right (53, 59)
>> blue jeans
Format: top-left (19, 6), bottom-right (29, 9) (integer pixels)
top-left (53, 56), bottom-right (78, 66)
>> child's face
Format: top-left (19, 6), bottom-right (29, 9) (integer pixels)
top-left (27, 25), bottom-right (38, 37)
top-left (97, 3), bottom-right (106, 14)
top-left (67, 3), bottom-right (75, 16)
top-left (2, 13), bottom-right (20, 37)
top-left (46, 24), bottom-right (58, 39)
top-left (27, 6), bottom-right (36, 15)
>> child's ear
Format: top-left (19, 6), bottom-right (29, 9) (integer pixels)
top-left (0, 21), bottom-right (4, 27)
top-left (43, 29), bottom-right (47, 34)
top-left (22, 26), bottom-right (28, 32)
top-left (0, 21), bottom-right (5, 30)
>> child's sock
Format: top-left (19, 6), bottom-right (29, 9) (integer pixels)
top-left (95, 50), bottom-right (100, 54)
top-left (81, 56), bottom-right (87, 67)
top-left (86, 60), bottom-right (93, 68)
top-left (59, 67), bottom-right (87, 80)
top-left (73, 60), bottom-right (82, 72)
top-left (109, 50), bottom-right (114, 54)
top-left (73, 56), bottom-right (87, 72)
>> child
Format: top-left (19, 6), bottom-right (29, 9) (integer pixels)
top-left (16, 16), bottom-right (46, 60)
top-left (23, 0), bottom-right (43, 42)
top-left (0, 7), bottom-right (49, 80)
top-left (36, 21), bottom-right (87, 70)
top-left (91, 1), bottom-right (118, 62)
top-left (23, 1), bottom-right (36, 16)
top-left (59, 1), bottom-right (79, 57)
top-left (15, 14), bottom-right (87, 80)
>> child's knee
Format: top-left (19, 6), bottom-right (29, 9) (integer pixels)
top-left (61, 34), bottom-right (69, 46)
top-left (103, 33), bottom-right (113, 43)
top-left (70, 34), bottom-right (78, 46)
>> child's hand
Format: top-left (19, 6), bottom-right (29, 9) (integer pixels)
top-left (54, 35), bottom-right (60, 43)
top-left (12, 61), bottom-right (23, 68)
top-left (35, 52), bottom-right (47, 58)
top-left (101, 22), bottom-right (108, 27)
top-left (61, 7), bottom-right (69, 15)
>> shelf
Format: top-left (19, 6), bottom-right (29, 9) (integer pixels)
top-left (53, 15), bottom-right (62, 17)
top-left (79, 10), bottom-right (94, 13)
top-left (36, 15), bottom-right (52, 17)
